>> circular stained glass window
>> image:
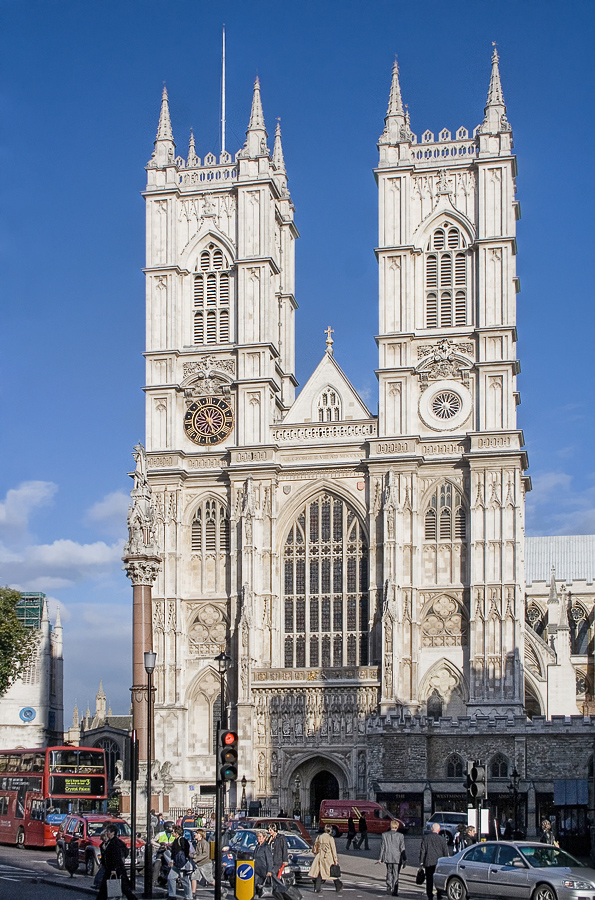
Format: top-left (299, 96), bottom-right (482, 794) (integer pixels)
top-left (431, 391), bottom-right (462, 419)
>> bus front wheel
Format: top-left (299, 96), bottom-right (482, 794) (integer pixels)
top-left (16, 827), bottom-right (25, 849)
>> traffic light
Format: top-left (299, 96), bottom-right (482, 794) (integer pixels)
top-left (466, 760), bottom-right (487, 801)
top-left (219, 730), bottom-right (238, 782)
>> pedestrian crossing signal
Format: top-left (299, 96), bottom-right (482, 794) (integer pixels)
top-left (219, 730), bottom-right (238, 782)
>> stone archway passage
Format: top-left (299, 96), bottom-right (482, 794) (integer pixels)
top-left (310, 770), bottom-right (339, 821)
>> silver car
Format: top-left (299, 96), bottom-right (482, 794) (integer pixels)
top-left (434, 840), bottom-right (595, 900)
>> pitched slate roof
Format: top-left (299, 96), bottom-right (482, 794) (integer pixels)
top-left (526, 535), bottom-right (595, 586)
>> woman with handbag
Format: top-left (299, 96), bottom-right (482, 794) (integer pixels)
top-left (97, 824), bottom-right (138, 900)
top-left (168, 825), bottom-right (193, 900)
top-left (308, 825), bottom-right (343, 893)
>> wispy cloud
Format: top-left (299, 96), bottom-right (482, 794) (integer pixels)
top-left (0, 481), bottom-right (57, 532)
top-left (2, 538), bottom-right (124, 591)
top-left (527, 470), bottom-right (595, 536)
top-left (85, 491), bottom-right (129, 537)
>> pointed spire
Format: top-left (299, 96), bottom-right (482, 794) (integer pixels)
top-left (107, 705), bottom-right (113, 717)
top-left (486, 45), bottom-right (505, 108)
top-left (55, 604), bottom-right (62, 629)
top-left (379, 57), bottom-right (411, 147)
top-left (187, 128), bottom-right (199, 167)
top-left (72, 700), bottom-right (79, 728)
top-left (325, 326), bottom-right (334, 356)
top-left (243, 76), bottom-right (268, 158)
top-left (387, 57), bottom-right (405, 118)
top-left (248, 76), bottom-right (266, 131)
top-left (272, 120), bottom-right (285, 173)
top-left (150, 85), bottom-right (176, 168)
top-left (549, 565), bottom-right (559, 603)
top-left (156, 85), bottom-right (174, 142)
top-left (97, 679), bottom-right (106, 697)
top-left (479, 44), bottom-right (511, 135)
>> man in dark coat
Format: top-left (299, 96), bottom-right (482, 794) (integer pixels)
top-left (355, 814), bottom-right (369, 850)
top-left (345, 817), bottom-right (357, 850)
top-left (377, 821), bottom-right (406, 895)
top-left (97, 824), bottom-right (137, 900)
top-left (419, 823), bottom-right (449, 900)
top-left (268, 825), bottom-right (289, 898)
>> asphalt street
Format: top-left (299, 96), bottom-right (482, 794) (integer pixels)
top-left (0, 836), bottom-right (429, 900)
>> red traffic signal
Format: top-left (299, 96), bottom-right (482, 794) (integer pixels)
top-left (219, 730), bottom-right (238, 782)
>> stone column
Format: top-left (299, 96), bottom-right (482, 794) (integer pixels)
top-left (124, 556), bottom-right (161, 760)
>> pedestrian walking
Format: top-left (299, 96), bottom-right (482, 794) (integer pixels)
top-left (419, 823), bottom-right (449, 900)
top-left (308, 825), bottom-right (343, 893)
top-left (355, 814), bottom-right (369, 850)
top-left (191, 829), bottom-right (214, 892)
top-left (254, 830), bottom-right (274, 896)
top-left (96, 824), bottom-right (138, 900)
top-left (540, 819), bottom-right (558, 846)
top-left (376, 820), bottom-right (406, 896)
top-left (345, 817), bottom-right (357, 850)
top-left (168, 825), bottom-right (193, 900)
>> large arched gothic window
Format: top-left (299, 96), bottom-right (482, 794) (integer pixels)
top-left (193, 243), bottom-right (232, 345)
top-left (93, 738), bottom-right (120, 785)
top-left (425, 225), bottom-right (468, 328)
top-left (283, 493), bottom-right (369, 669)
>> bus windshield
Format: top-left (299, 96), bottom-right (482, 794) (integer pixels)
top-left (49, 750), bottom-right (105, 774)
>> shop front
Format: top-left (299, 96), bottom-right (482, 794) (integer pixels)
top-left (488, 790), bottom-right (527, 837)
top-left (374, 785), bottom-right (425, 834)
top-left (431, 790), bottom-right (467, 815)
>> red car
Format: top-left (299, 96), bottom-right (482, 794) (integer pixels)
top-left (56, 813), bottom-right (144, 876)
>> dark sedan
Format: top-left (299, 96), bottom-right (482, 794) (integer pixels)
top-left (434, 840), bottom-right (595, 900)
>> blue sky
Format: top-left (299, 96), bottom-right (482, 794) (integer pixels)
top-left (1, 0), bottom-right (594, 719)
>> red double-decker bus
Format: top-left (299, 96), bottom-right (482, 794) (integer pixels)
top-left (0, 746), bottom-right (107, 847)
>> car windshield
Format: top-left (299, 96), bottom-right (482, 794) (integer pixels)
top-left (87, 821), bottom-right (131, 837)
top-left (520, 846), bottom-right (584, 869)
top-left (284, 835), bottom-right (309, 850)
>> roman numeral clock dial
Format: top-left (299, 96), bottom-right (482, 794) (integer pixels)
top-left (184, 396), bottom-right (234, 445)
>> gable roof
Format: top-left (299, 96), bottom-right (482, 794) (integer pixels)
top-left (283, 351), bottom-right (373, 424)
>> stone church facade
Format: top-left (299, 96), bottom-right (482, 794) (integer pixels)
top-left (135, 50), bottom-right (595, 819)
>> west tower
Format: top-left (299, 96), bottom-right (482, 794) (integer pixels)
top-left (373, 50), bottom-right (528, 715)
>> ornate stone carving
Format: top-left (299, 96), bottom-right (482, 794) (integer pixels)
top-left (123, 443), bottom-right (160, 560)
top-left (124, 558), bottom-right (161, 586)
top-left (416, 339), bottom-right (473, 391)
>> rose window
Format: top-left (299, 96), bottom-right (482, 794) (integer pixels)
top-left (431, 391), bottom-right (461, 419)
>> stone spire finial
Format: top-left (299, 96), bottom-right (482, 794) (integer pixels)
top-left (97, 679), bottom-right (106, 698)
top-left (72, 700), bottom-right (79, 728)
top-left (479, 44), bottom-right (511, 135)
top-left (248, 76), bottom-right (266, 130)
top-left (243, 77), bottom-right (268, 158)
top-left (272, 120), bottom-right (285, 173)
top-left (156, 85), bottom-right (174, 142)
top-left (187, 128), bottom-right (199, 167)
top-left (325, 326), bottom-right (334, 356)
top-left (387, 57), bottom-right (405, 118)
top-left (379, 57), bottom-right (411, 146)
top-left (549, 565), bottom-right (558, 603)
top-left (486, 44), bottom-right (505, 108)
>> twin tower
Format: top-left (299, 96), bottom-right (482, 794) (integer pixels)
top-left (138, 50), bottom-right (527, 812)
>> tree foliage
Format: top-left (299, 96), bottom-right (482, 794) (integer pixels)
top-left (0, 587), bottom-right (36, 697)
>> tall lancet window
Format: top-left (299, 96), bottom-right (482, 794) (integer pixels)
top-left (283, 493), bottom-right (369, 669)
top-left (317, 388), bottom-right (341, 422)
top-left (425, 225), bottom-right (468, 328)
top-left (193, 243), bottom-right (232, 345)
top-left (424, 483), bottom-right (467, 543)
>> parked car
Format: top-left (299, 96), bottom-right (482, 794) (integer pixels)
top-left (434, 840), bottom-right (595, 900)
top-left (423, 811), bottom-right (469, 844)
top-left (223, 828), bottom-right (306, 886)
top-left (240, 817), bottom-right (313, 846)
top-left (318, 800), bottom-right (404, 837)
top-left (55, 813), bottom-right (145, 876)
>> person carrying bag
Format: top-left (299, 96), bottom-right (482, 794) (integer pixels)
top-left (97, 824), bottom-right (137, 900)
top-left (168, 825), bottom-right (193, 900)
top-left (308, 825), bottom-right (343, 893)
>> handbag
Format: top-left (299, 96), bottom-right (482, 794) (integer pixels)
top-left (106, 873), bottom-right (123, 899)
top-left (415, 867), bottom-right (425, 885)
top-left (330, 864), bottom-right (341, 878)
top-left (285, 886), bottom-right (303, 900)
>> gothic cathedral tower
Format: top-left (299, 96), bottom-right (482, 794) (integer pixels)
top-left (138, 51), bottom-right (529, 812)
top-left (374, 50), bottom-right (528, 716)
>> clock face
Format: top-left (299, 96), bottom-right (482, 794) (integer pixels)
top-left (184, 396), bottom-right (234, 445)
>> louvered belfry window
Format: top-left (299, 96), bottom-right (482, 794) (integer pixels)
top-left (425, 226), bottom-right (468, 328)
top-left (424, 483), bottom-right (466, 543)
top-left (193, 243), bottom-right (231, 344)
top-left (283, 494), bottom-right (369, 669)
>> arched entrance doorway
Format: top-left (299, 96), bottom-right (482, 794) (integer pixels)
top-left (310, 770), bottom-right (339, 821)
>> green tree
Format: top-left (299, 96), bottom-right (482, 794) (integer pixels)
top-left (0, 588), bottom-right (36, 697)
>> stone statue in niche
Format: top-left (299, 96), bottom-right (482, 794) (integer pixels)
top-left (258, 753), bottom-right (266, 791)
top-left (271, 752), bottom-right (278, 777)
top-left (357, 751), bottom-right (366, 792)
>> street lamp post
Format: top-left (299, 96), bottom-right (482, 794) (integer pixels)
top-left (507, 767), bottom-right (521, 836)
top-left (241, 775), bottom-right (247, 811)
top-left (214, 651), bottom-right (231, 900)
top-left (143, 650), bottom-right (157, 900)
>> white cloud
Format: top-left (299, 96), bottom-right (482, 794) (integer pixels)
top-left (85, 491), bottom-right (129, 537)
top-left (0, 481), bottom-right (57, 531)
top-left (527, 470), bottom-right (595, 536)
top-left (0, 538), bottom-right (124, 590)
